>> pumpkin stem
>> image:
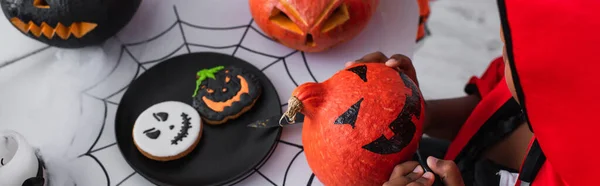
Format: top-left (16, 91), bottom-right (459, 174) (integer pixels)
top-left (192, 66), bottom-right (225, 97)
top-left (283, 96), bottom-right (303, 124)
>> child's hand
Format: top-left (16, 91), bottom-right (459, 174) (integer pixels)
top-left (383, 157), bottom-right (465, 186)
top-left (423, 157), bottom-right (465, 186)
top-left (345, 52), bottom-right (419, 87)
top-left (383, 161), bottom-right (434, 186)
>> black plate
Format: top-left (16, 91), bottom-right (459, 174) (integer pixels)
top-left (115, 52), bottom-right (282, 186)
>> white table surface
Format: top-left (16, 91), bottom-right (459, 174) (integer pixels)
top-left (0, 0), bottom-right (424, 185)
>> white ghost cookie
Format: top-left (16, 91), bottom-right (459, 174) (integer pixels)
top-left (133, 101), bottom-right (203, 161)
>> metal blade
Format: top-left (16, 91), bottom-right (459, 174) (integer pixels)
top-left (247, 113), bottom-right (305, 128)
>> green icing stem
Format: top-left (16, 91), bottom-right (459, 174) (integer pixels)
top-left (192, 66), bottom-right (225, 97)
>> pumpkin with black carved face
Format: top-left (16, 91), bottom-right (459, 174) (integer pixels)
top-left (249, 0), bottom-right (379, 52)
top-left (192, 66), bottom-right (262, 125)
top-left (287, 63), bottom-right (425, 185)
top-left (1, 0), bottom-right (141, 48)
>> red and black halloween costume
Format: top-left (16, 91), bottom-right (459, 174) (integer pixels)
top-left (501, 0), bottom-right (600, 185)
top-left (445, 0), bottom-right (600, 185)
top-left (443, 57), bottom-right (523, 186)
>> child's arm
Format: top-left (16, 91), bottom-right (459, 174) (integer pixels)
top-left (424, 95), bottom-right (480, 141)
top-left (425, 57), bottom-right (506, 141)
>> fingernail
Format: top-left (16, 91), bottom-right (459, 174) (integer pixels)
top-left (413, 165), bottom-right (423, 173)
top-left (427, 156), bottom-right (439, 166)
top-left (422, 172), bottom-right (434, 179)
top-left (385, 58), bottom-right (400, 66)
top-left (345, 61), bottom-right (355, 67)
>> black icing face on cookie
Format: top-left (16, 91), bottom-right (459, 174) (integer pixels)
top-left (141, 112), bottom-right (192, 145)
top-left (133, 101), bottom-right (202, 158)
top-left (192, 66), bottom-right (262, 122)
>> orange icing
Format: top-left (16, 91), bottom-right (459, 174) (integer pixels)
top-left (202, 75), bottom-right (250, 112)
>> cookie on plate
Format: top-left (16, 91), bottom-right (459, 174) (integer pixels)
top-left (132, 101), bottom-right (203, 161)
top-left (192, 66), bottom-right (262, 125)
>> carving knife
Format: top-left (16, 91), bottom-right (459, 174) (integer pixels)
top-left (247, 113), bottom-right (305, 128)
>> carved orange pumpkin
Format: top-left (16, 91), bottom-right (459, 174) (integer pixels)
top-left (288, 63), bottom-right (424, 185)
top-left (249, 0), bottom-right (379, 52)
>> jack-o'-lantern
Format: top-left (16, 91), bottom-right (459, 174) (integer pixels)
top-left (1, 0), bottom-right (141, 48)
top-left (285, 63), bottom-right (425, 185)
top-left (249, 0), bottom-right (379, 52)
top-left (192, 66), bottom-right (262, 124)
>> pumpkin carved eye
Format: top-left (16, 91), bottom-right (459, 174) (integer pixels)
top-left (33, 0), bottom-right (50, 9)
top-left (321, 3), bottom-right (350, 33)
top-left (269, 8), bottom-right (302, 35)
top-left (269, 8), bottom-right (315, 47)
top-left (225, 76), bottom-right (231, 83)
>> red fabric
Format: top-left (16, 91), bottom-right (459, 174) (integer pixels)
top-left (514, 138), bottom-right (536, 186)
top-left (501, 0), bottom-right (600, 185)
top-left (416, 0), bottom-right (430, 41)
top-left (515, 138), bottom-right (567, 186)
top-left (444, 57), bottom-right (513, 160)
top-left (466, 57), bottom-right (506, 98)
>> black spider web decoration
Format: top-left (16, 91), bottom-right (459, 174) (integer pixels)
top-left (0, 45), bottom-right (51, 69)
top-left (72, 5), bottom-right (319, 186)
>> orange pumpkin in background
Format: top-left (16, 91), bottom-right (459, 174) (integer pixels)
top-left (249, 0), bottom-right (379, 52)
top-left (285, 63), bottom-right (425, 185)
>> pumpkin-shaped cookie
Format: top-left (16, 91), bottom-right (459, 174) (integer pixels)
top-left (192, 66), bottom-right (262, 125)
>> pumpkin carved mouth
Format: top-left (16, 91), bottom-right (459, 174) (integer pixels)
top-left (9, 17), bottom-right (97, 40)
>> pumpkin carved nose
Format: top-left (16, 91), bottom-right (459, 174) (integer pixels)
top-left (33, 0), bottom-right (49, 9)
top-left (305, 34), bottom-right (315, 47)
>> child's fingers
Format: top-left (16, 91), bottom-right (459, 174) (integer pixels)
top-left (385, 58), bottom-right (402, 68)
top-left (383, 172), bottom-right (424, 186)
top-left (345, 61), bottom-right (357, 67)
top-left (389, 54), bottom-right (419, 87)
top-left (406, 172), bottom-right (435, 186)
top-left (355, 51), bottom-right (389, 63)
top-left (383, 177), bottom-right (412, 186)
top-left (384, 58), bottom-right (404, 74)
top-left (389, 54), bottom-right (414, 70)
top-left (427, 157), bottom-right (465, 186)
top-left (389, 161), bottom-right (422, 179)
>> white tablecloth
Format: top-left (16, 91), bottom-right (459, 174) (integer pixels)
top-left (0, 0), bottom-right (421, 185)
